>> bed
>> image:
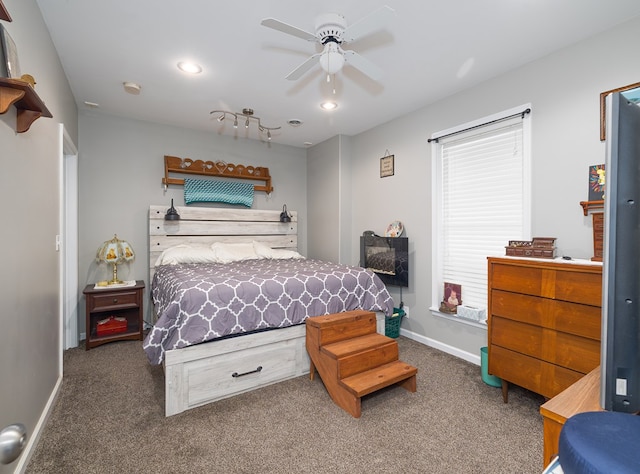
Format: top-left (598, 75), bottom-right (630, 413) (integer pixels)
top-left (145, 205), bottom-right (394, 416)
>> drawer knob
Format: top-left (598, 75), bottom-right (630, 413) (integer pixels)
top-left (112, 298), bottom-right (118, 304)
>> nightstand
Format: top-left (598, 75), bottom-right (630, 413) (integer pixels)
top-left (83, 281), bottom-right (145, 350)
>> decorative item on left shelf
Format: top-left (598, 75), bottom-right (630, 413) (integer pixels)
top-left (0, 24), bottom-right (19, 78)
top-left (96, 235), bottom-right (135, 285)
top-left (96, 316), bottom-right (128, 337)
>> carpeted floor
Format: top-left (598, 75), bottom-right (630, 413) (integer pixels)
top-left (25, 336), bottom-right (545, 473)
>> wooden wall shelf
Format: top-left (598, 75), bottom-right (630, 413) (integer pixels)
top-left (579, 200), bottom-right (604, 216)
top-left (163, 155), bottom-right (273, 193)
top-left (0, 78), bottom-right (52, 132)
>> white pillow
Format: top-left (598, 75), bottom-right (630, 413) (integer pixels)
top-left (253, 241), bottom-right (304, 260)
top-left (154, 244), bottom-right (219, 267)
top-left (211, 242), bottom-right (260, 264)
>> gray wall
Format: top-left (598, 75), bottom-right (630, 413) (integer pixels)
top-left (0, 0), bottom-right (77, 471)
top-left (77, 112), bottom-right (307, 333)
top-left (346, 16), bottom-right (640, 360)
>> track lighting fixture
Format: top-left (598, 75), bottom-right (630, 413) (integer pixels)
top-left (210, 108), bottom-right (281, 140)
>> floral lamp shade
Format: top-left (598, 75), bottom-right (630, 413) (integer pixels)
top-left (96, 234), bottom-right (135, 285)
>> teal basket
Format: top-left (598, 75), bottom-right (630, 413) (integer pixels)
top-left (385, 307), bottom-right (405, 338)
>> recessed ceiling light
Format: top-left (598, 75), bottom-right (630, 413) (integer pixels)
top-left (287, 119), bottom-right (303, 127)
top-left (177, 61), bottom-right (202, 74)
top-left (320, 101), bottom-right (338, 111)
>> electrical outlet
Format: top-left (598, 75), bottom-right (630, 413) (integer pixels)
top-left (403, 306), bottom-right (410, 318)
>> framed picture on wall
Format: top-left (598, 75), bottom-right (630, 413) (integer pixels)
top-left (600, 81), bottom-right (640, 141)
top-left (0, 24), bottom-right (20, 78)
top-left (588, 164), bottom-right (605, 201)
top-left (380, 154), bottom-right (394, 178)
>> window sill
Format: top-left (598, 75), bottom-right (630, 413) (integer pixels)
top-left (430, 307), bottom-right (487, 330)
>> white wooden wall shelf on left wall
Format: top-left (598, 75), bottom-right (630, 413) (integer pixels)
top-left (0, 78), bottom-right (52, 133)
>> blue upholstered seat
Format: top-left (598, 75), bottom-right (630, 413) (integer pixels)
top-left (559, 411), bottom-right (640, 474)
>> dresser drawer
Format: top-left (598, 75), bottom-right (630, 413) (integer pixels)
top-left (491, 289), bottom-right (601, 340)
top-left (492, 317), bottom-right (600, 373)
top-left (89, 290), bottom-right (140, 311)
top-left (489, 345), bottom-right (585, 398)
top-left (489, 261), bottom-right (601, 305)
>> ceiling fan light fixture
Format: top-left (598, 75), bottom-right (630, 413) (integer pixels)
top-left (319, 43), bottom-right (345, 75)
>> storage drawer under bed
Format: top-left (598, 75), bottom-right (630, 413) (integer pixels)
top-left (186, 339), bottom-right (300, 407)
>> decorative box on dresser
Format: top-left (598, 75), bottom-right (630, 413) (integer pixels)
top-left (487, 257), bottom-right (602, 403)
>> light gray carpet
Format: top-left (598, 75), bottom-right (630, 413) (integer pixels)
top-left (26, 336), bottom-right (545, 473)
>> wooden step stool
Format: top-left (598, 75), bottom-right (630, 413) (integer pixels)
top-left (306, 310), bottom-right (417, 418)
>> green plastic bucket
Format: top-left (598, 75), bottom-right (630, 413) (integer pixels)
top-left (480, 346), bottom-right (502, 388)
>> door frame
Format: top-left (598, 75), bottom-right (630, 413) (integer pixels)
top-left (59, 124), bottom-right (78, 353)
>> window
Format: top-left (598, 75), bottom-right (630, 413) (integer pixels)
top-left (430, 105), bottom-right (531, 315)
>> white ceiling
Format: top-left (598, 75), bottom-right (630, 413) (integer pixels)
top-left (36, 0), bottom-right (640, 148)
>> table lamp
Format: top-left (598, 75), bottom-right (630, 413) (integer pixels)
top-left (96, 234), bottom-right (135, 285)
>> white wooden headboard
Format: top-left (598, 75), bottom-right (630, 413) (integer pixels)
top-left (149, 205), bottom-right (298, 279)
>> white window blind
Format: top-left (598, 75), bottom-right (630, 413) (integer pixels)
top-left (432, 107), bottom-right (531, 311)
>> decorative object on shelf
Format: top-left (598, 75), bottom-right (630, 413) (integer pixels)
top-left (588, 164), bottom-right (606, 201)
top-left (164, 199), bottom-right (180, 221)
top-left (384, 220), bottom-right (403, 237)
top-left (380, 150), bottom-right (394, 178)
top-left (505, 237), bottom-right (556, 258)
top-left (20, 73), bottom-right (35, 87)
top-left (279, 204), bottom-right (291, 223)
top-left (0, 1), bottom-right (11, 22)
top-left (96, 235), bottom-right (135, 285)
top-left (440, 282), bottom-right (462, 314)
top-left (0, 24), bottom-right (19, 78)
top-left (600, 80), bottom-right (640, 141)
top-left (162, 155), bottom-right (273, 193)
top-left (210, 108), bottom-right (280, 141)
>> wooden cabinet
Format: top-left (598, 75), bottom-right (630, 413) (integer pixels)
top-left (487, 257), bottom-right (602, 402)
top-left (539, 366), bottom-right (602, 468)
top-left (83, 281), bottom-right (145, 350)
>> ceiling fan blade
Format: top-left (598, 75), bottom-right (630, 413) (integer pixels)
top-left (261, 18), bottom-right (318, 42)
top-left (285, 53), bottom-right (322, 80)
top-left (342, 50), bottom-right (383, 81)
top-left (342, 5), bottom-right (395, 43)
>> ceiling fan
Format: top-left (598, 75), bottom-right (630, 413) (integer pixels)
top-left (261, 5), bottom-right (395, 82)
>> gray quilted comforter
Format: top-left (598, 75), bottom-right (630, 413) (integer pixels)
top-left (143, 259), bottom-right (394, 364)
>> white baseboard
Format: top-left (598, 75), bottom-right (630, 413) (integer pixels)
top-left (399, 327), bottom-right (481, 366)
top-left (13, 375), bottom-right (63, 473)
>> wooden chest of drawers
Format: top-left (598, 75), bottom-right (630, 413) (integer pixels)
top-left (487, 257), bottom-right (602, 401)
